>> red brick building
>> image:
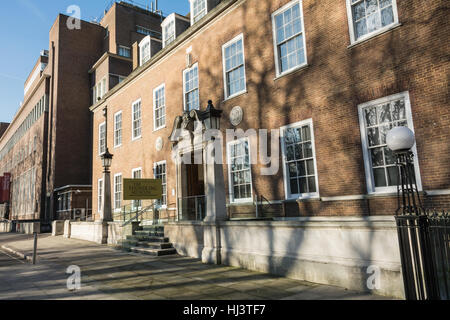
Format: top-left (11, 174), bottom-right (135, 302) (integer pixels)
top-left (87, 0), bottom-right (449, 298)
top-left (0, 2), bottom-right (164, 232)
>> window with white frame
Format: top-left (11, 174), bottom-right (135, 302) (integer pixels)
top-left (281, 119), bottom-right (319, 199)
top-left (132, 168), bottom-right (142, 209)
top-left (163, 19), bottom-right (175, 47)
top-left (154, 161), bottom-right (167, 206)
top-left (358, 92), bottom-right (420, 193)
top-left (93, 77), bottom-right (107, 104)
top-left (118, 45), bottom-right (131, 58)
top-left (114, 111), bottom-right (122, 147)
top-left (114, 173), bottom-right (123, 210)
top-left (347, 0), bottom-right (399, 43)
top-left (227, 138), bottom-right (253, 203)
top-left (222, 34), bottom-right (247, 99)
top-left (153, 84), bottom-right (166, 130)
top-left (132, 99), bottom-right (142, 140)
top-left (272, 0), bottom-right (307, 76)
top-left (183, 64), bottom-right (199, 111)
top-left (98, 178), bottom-right (103, 212)
top-left (99, 122), bottom-right (106, 155)
top-left (139, 36), bottom-right (151, 66)
top-left (191, 0), bottom-right (207, 24)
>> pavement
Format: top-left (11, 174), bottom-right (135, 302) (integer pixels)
top-left (0, 233), bottom-right (392, 300)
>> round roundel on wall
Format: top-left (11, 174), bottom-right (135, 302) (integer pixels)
top-left (155, 137), bottom-right (164, 151)
top-left (230, 106), bottom-right (243, 127)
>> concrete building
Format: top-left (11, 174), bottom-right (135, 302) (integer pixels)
top-left (84, 0), bottom-right (449, 298)
top-left (0, 2), bottom-right (164, 232)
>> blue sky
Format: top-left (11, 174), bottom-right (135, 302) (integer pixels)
top-left (0, 0), bottom-right (189, 123)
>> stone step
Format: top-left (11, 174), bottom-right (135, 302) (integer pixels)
top-left (141, 225), bottom-right (164, 231)
top-left (126, 235), bottom-right (169, 243)
top-left (134, 230), bottom-right (165, 237)
top-left (121, 239), bottom-right (139, 246)
top-left (136, 241), bottom-right (173, 249)
top-left (129, 246), bottom-right (177, 256)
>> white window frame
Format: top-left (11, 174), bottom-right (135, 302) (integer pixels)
top-left (139, 36), bottom-right (151, 66)
top-left (271, 0), bottom-right (308, 78)
top-left (153, 83), bottom-right (166, 131)
top-left (98, 122), bottom-right (106, 155)
top-left (190, 0), bottom-right (208, 25)
top-left (154, 161), bottom-right (167, 208)
top-left (131, 167), bottom-right (143, 210)
top-left (98, 178), bottom-right (103, 213)
top-left (358, 91), bottom-right (422, 194)
top-left (222, 33), bottom-right (247, 100)
top-left (118, 45), bottom-right (131, 58)
top-left (131, 98), bottom-right (142, 141)
top-left (280, 118), bottom-right (320, 200)
top-left (93, 76), bottom-right (108, 104)
top-left (227, 137), bottom-right (253, 204)
top-left (346, 0), bottom-right (400, 45)
top-left (183, 63), bottom-right (200, 111)
top-left (161, 14), bottom-right (176, 48)
top-left (114, 173), bottom-right (123, 212)
top-left (114, 111), bottom-right (122, 148)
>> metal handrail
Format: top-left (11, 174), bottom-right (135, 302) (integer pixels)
top-left (117, 202), bottom-right (157, 227)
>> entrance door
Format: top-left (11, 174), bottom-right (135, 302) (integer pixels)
top-left (179, 153), bottom-right (205, 220)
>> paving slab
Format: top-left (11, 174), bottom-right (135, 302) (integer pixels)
top-left (0, 233), bottom-right (394, 300)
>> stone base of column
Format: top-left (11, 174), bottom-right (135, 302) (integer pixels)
top-left (93, 221), bottom-right (109, 244)
top-left (201, 222), bottom-right (221, 265)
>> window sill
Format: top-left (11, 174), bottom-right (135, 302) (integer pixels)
top-left (132, 136), bottom-right (142, 142)
top-left (274, 63), bottom-right (309, 81)
top-left (284, 195), bottom-right (320, 203)
top-left (153, 126), bottom-right (166, 132)
top-left (228, 200), bottom-right (254, 206)
top-left (223, 90), bottom-right (248, 102)
top-left (114, 144), bottom-right (122, 149)
top-left (347, 23), bottom-right (402, 49)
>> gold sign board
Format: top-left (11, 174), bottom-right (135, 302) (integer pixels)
top-left (123, 179), bottom-right (163, 200)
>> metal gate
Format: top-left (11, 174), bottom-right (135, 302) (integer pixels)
top-left (396, 210), bottom-right (450, 300)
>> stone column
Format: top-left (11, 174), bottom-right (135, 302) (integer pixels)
top-left (94, 170), bottom-right (112, 244)
top-left (100, 170), bottom-right (113, 222)
top-left (202, 139), bottom-right (227, 265)
top-left (203, 140), bottom-right (227, 222)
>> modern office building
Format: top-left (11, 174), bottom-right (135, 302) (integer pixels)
top-left (0, 2), bottom-right (164, 232)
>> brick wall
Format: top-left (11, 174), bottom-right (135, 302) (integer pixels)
top-left (88, 0), bottom-right (448, 218)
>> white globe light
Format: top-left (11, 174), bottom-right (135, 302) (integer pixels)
top-left (386, 126), bottom-right (415, 152)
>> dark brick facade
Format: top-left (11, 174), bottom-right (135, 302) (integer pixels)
top-left (0, 2), bottom-right (164, 224)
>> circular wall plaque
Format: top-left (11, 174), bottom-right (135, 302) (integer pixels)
top-left (230, 106), bottom-right (243, 126)
top-left (155, 137), bottom-right (164, 151)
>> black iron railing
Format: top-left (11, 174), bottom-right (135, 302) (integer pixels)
top-left (396, 210), bottom-right (450, 300)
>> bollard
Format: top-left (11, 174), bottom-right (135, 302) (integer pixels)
top-left (32, 232), bottom-right (38, 265)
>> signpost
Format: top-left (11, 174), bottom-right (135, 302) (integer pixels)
top-left (123, 179), bottom-right (163, 201)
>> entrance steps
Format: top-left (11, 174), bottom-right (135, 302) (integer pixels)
top-left (120, 225), bottom-right (177, 257)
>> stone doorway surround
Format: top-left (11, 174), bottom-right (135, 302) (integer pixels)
top-left (169, 102), bottom-right (227, 265)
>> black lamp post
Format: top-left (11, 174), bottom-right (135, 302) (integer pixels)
top-left (387, 126), bottom-right (440, 300)
top-left (101, 147), bottom-right (113, 173)
top-left (386, 126), bottom-right (423, 215)
top-left (202, 100), bottom-right (222, 131)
